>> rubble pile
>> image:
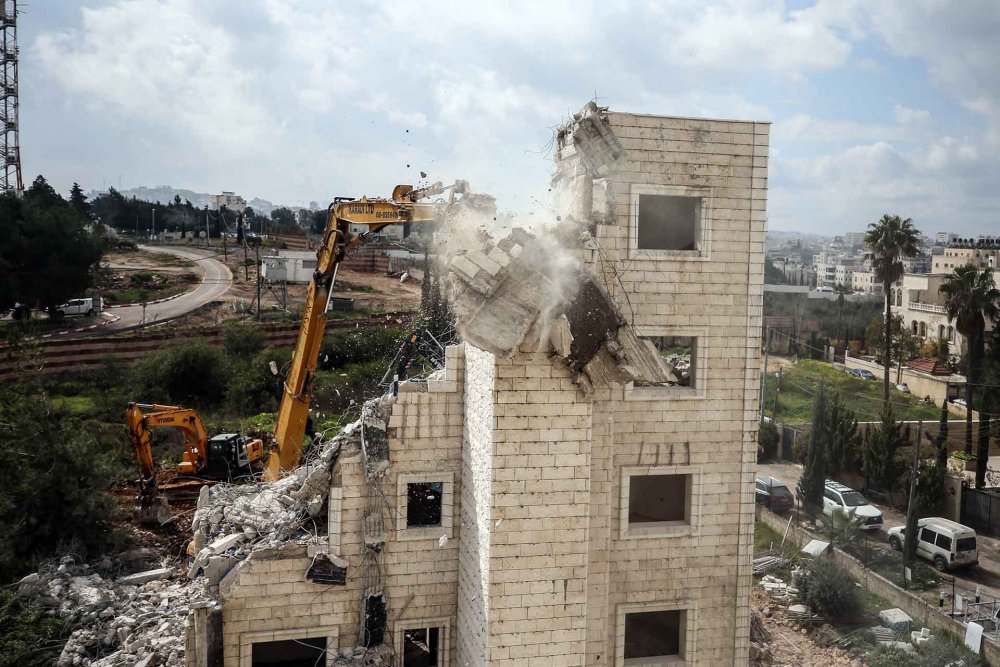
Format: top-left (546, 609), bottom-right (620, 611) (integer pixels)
top-left (188, 408), bottom-right (375, 573)
top-left (17, 558), bottom-right (208, 667)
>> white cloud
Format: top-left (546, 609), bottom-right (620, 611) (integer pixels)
top-left (35, 0), bottom-right (271, 153)
top-left (892, 105), bottom-right (930, 126)
top-left (665, 0), bottom-right (852, 73)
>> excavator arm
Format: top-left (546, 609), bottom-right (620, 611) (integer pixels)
top-left (264, 182), bottom-right (472, 480)
top-left (125, 402), bottom-right (211, 484)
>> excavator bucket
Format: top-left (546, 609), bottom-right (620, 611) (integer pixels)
top-left (135, 490), bottom-right (174, 526)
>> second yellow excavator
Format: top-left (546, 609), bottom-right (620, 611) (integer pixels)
top-left (125, 402), bottom-right (265, 524)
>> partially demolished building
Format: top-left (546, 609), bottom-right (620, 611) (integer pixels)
top-left (97, 105), bottom-right (766, 667)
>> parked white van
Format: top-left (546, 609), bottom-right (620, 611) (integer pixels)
top-left (887, 517), bottom-right (978, 571)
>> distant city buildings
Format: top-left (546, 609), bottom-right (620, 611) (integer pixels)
top-left (211, 191), bottom-right (247, 213)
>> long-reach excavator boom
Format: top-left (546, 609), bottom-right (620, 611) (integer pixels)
top-left (264, 181), bottom-right (476, 480)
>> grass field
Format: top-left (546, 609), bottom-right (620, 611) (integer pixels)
top-left (763, 359), bottom-right (940, 423)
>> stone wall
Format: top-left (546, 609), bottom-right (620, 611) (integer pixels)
top-left (219, 346), bottom-right (465, 664)
top-left (575, 111), bottom-right (767, 666)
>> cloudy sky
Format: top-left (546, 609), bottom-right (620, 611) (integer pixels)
top-left (20, 0), bottom-right (1000, 235)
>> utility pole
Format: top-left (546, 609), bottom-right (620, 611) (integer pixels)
top-left (255, 243), bottom-right (262, 322)
top-left (760, 327), bottom-right (773, 422)
top-left (135, 214), bottom-right (139, 241)
top-left (903, 420), bottom-right (924, 589)
top-left (205, 210), bottom-right (210, 248)
top-left (151, 208), bottom-right (156, 241)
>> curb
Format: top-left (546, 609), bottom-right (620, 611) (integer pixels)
top-left (1, 314), bottom-right (122, 347)
top-left (106, 292), bottom-right (188, 309)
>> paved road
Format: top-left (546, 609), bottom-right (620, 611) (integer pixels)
top-left (108, 245), bottom-right (232, 329)
top-left (758, 461), bottom-right (1000, 602)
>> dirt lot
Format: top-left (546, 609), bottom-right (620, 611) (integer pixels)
top-left (752, 589), bottom-right (864, 666)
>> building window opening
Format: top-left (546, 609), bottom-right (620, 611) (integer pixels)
top-left (624, 610), bottom-right (684, 661)
top-left (402, 627), bottom-right (441, 667)
top-left (407, 482), bottom-right (443, 527)
top-left (252, 637), bottom-right (326, 667)
top-left (628, 474), bottom-right (690, 524)
top-left (637, 195), bottom-right (700, 251)
top-left (637, 336), bottom-right (696, 388)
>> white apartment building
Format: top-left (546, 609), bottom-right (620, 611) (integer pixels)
top-left (192, 105), bottom-right (768, 667)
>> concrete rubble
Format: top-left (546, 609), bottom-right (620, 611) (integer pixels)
top-left (17, 557), bottom-right (209, 667)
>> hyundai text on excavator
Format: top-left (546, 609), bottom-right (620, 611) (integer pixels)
top-left (125, 402), bottom-right (265, 524)
top-left (263, 180), bottom-right (489, 480)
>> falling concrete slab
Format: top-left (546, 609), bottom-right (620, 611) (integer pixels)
top-left (115, 567), bottom-right (173, 587)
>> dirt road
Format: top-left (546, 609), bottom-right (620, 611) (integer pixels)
top-left (107, 246), bottom-right (232, 329)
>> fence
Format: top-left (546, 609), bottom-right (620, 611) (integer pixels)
top-left (0, 315), bottom-right (410, 381)
top-left (962, 487), bottom-right (1000, 538)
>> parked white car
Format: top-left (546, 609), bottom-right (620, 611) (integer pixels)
top-left (52, 297), bottom-right (102, 319)
top-left (823, 480), bottom-right (883, 530)
top-left (887, 517), bottom-right (978, 571)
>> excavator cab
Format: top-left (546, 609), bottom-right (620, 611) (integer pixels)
top-left (204, 433), bottom-right (265, 479)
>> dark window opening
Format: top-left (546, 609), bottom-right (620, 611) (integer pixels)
top-left (637, 194), bottom-right (700, 251)
top-left (252, 637), bottom-right (326, 667)
top-left (403, 627), bottom-right (440, 667)
top-left (628, 474), bottom-right (689, 524)
top-left (637, 336), bottom-right (696, 387)
top-left (624, 609), bottom-right (683, 659)
top-left (920, 528), bottom-right (939, 545)
top-left (407, 482), bottom-right (443, 527)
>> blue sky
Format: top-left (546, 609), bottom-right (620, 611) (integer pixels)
top-left (19, 0), bottom-right (1000, 236)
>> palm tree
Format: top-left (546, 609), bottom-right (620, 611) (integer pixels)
top-left (864, 215), bottom-right (920, 408)
top-left (939, 265), bottom-right (1000, 477)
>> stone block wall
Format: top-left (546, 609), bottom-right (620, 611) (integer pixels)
top-left (576, 112), bottom-right (768, 665)
top-left (219, 346), bottom-right (465, 664)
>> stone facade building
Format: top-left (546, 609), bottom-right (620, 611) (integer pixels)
top-left (203, 107), bottom-right (768, 667)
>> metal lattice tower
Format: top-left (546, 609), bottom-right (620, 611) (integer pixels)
top-left (1, 0), bottom-right (22, 194)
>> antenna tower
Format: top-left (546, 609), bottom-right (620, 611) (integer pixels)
top-left (1, 0), bottom-right (22, 194)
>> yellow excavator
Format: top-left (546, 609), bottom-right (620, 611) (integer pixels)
top-left (125, 181), bottom-right (483, 522)
top-left (125, 402), bottom-right (265, 524)
top-left (263, 180), bottom-right (485, 480)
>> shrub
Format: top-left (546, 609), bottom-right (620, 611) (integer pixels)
top-left (0, 590), bottom-right (71, 667)
top-left (128, 342), bottom-right (228, 408)
top-left (317, 327), bottom-right (402, 370)
top-left (798, 556), bottom-right (861, 619)
top-left (225, 351), bottom-right (281, 415)
top-left (758, 420), bottom-right (779, 461)
top-left (222, 322), bottom-right (266, 359)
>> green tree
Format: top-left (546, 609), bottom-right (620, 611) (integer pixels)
top-left (863, 405), bottom-right (904, 493)
top-left (939, 266), bottom-right (1000, 478)
top-left (798, 556), bottom-right (861, 618)
top-left (826, 394), bottom-right (861, 478)
top-left (69, 182), bottom-right (92, 221)
top-left (0, 179), bottom-right (103, 312)
top-left (935, 398), bottom-right (949, 467)
top-left (270, 206), bottom-right (296, 231)
top-left (0, 386), bottom-right (119, 583)
top-left (758, 420), bottom-right (779, 461)
top-left (800, 383), bottom-right (830, 521)
top-left (864, 214), bottom-right (920, 408)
